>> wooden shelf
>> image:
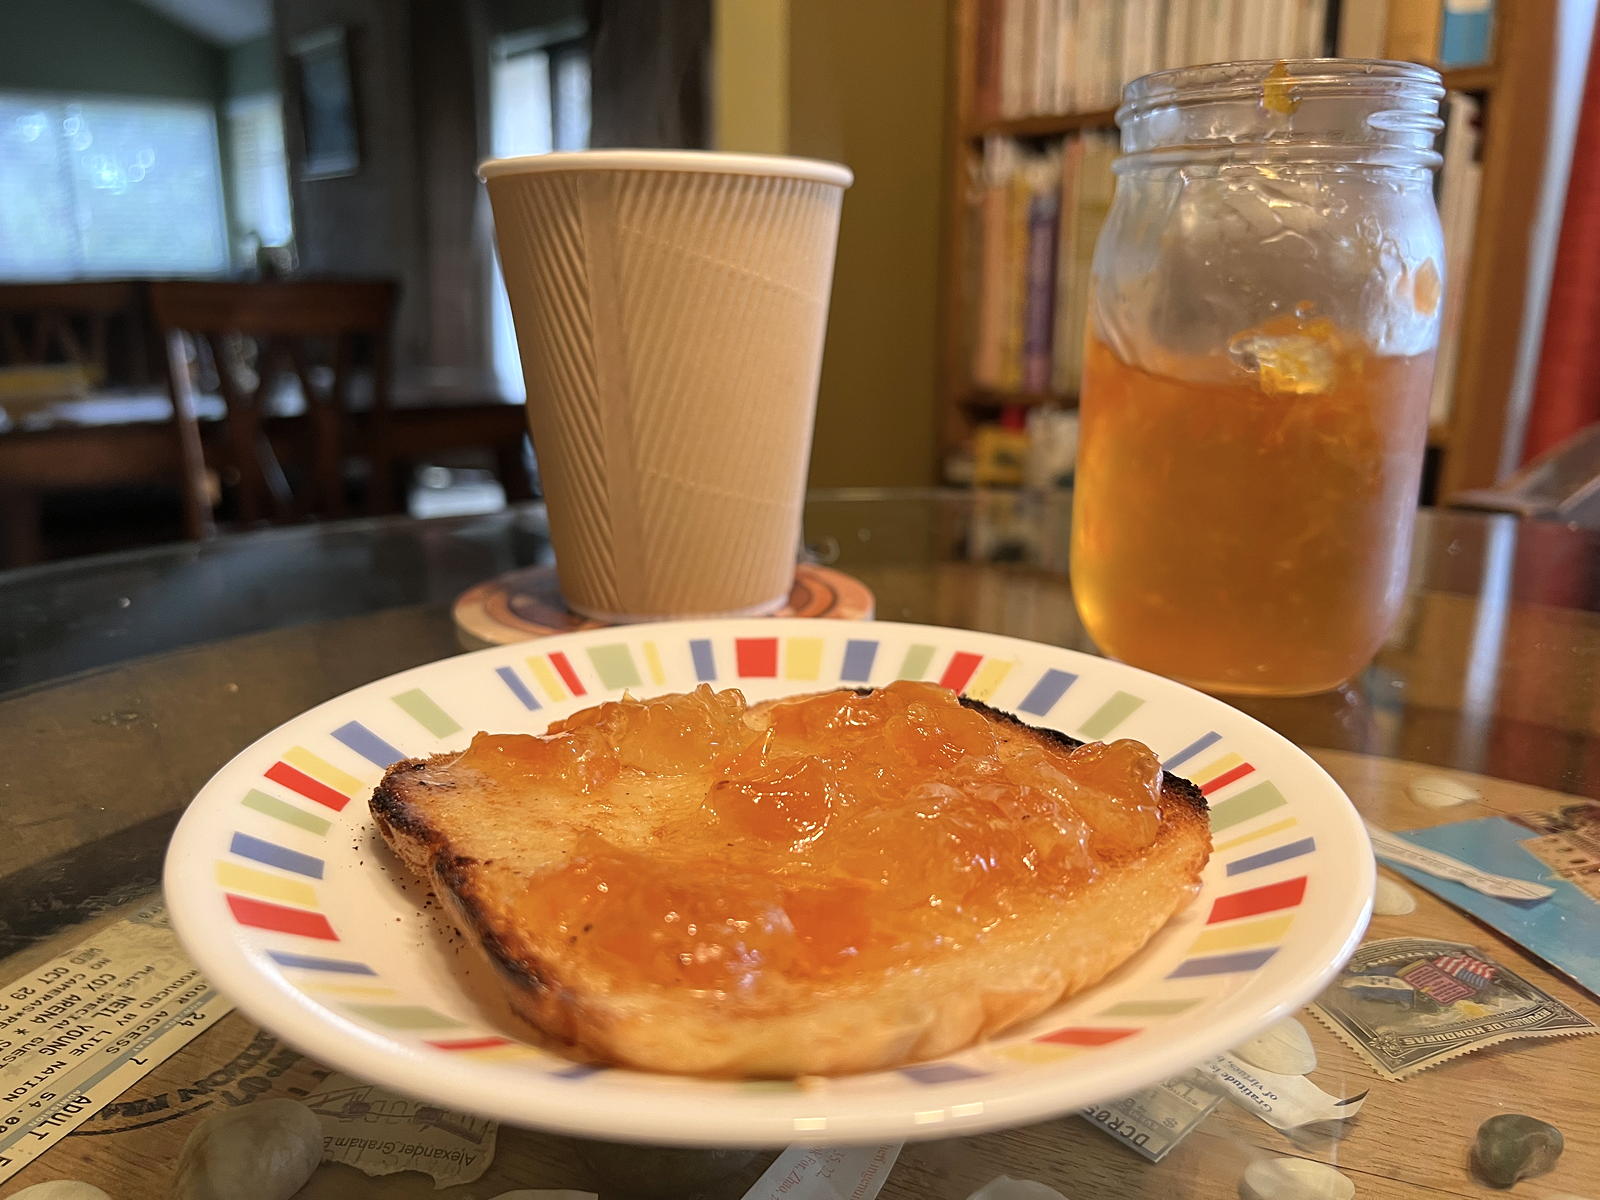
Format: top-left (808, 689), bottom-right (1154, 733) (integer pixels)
top-left (964, 388), bottom-right (1079, 409)
top-left (967, 107), bottom-right (1118, 140)
top-left (1440, 64), bottom-right (1498, 92)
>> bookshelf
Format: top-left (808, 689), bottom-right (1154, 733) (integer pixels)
top-left (940, 1), bottom-right (1564, 494)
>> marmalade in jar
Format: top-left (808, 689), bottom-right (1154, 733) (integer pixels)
top-left (1071, 318), bottom-right (1434, 695)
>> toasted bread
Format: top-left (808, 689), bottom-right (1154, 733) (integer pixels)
top-left (370, 686), bottom-right (1209, 1077)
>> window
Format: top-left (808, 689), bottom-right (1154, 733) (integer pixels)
top-left (0, 94), bottom-right (228, 280)
top-left (488, 32), bottom-right (592, 397)
top-left (225, 94), bottom-right (294, 260)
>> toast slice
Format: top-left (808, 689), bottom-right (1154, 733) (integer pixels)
top-left (370, 683), bottom-right (1209, 1077)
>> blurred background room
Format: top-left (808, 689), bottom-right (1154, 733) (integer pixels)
top-left (1, 0), bottom-right (1598, 567)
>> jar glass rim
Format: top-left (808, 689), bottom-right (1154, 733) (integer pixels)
top-left (1118, 57), bottom-right (1445, 121)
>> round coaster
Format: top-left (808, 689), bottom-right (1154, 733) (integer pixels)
top-left (453, 562), bottom-right (875, 648)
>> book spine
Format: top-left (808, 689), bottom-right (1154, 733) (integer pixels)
top-left (1438, 0), bottom-right (1493, 66)
top-left (1056, 0), bottom-right (1077, 112)
top-left (974, 0), bottom-right (1003, 121)
top-left (1000, 0), bottom-right (1026, 116)
top-left (1385, 0), bottom-right (1444, 63)
top-left (1022, 161), bottom-right (1061, 392)
top-left (1000, 164), bottom-right (1032, 390)
top-left (1163, 0), bottom-right (1193, 69)
top-left (1034, 0), bottom-right (1059, 114)
top-left (1075, 0), bottom-right (1105, 110)
top-left (1337, 0), bottom-right (1390, 56)
top-left (1051, 136), bottom-right (1084, 394)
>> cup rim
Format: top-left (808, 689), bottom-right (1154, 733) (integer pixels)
top-left (477, 149), bottom-right (853, 188)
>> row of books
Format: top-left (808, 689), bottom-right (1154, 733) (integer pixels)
top-left (964, 90), bottom-right (1482, 418)
top-left (975, 0), bottom-right (1332, 119)
top-left (1340, 0), bottom-right (1496, 68)
top-left (965, 132), bottom-right (1117, 397)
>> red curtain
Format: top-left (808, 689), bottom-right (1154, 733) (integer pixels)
top-left (1524, 18), bottom-right (1600, 464)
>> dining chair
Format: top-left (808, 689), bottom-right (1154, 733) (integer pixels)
top-left (147, 280), bottom-right (400, 531)
top-left (0, 280), bottom-right (150, 381)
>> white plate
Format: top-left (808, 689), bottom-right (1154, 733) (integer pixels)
top-left (164, 619), bottom-right (1371, 1146)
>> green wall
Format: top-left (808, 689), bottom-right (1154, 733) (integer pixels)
top-left (0, 0), bottom-right (222, 100)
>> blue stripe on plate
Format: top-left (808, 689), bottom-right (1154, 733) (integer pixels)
top-left (266, 951), bottom-right (376, 975)
top-left (840, 639), bottom-right (878, 682)
top-left (1163, 731), bottom-right (1222, 772)
top-left (496, 665), bottom-right (540, 710)
top-left (690, 639), bottom-right (716, 681)
top-left (1226, 837), bottom-right (1317, 876)
top-left (230, 832), bottom-right (324, 879)
top-left (1168, 948), bottom-right (1279, 978)
top-left (332, 720), bottom-right (405, 768)
top-left (1017, 669), bottom-right (1077, 716)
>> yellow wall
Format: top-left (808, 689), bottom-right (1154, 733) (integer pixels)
top-left (714, 0), bottom-right (947, 487)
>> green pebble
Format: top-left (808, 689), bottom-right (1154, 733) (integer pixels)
top-left (1473, 1114), bottom-right (1564, 1188)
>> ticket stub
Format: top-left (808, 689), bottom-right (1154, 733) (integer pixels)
top-left (0, 902), bottom-right (234, 1181)
top-left (1079, 1071), bottom-right (1221, 1161)
top-left (741, 1143), bottom-right (902, 1200)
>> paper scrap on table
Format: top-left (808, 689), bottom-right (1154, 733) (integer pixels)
top-left (741, 1143), bottom-right (901, 1200)
top-left (303, 1070), bottom-right (496, 1188)
top-left (0, 901), bottom-right (235, 1183)
top-left (1367, 825), bottom-right (1554, 901)
top-left (967, 1175), bottom-right (1070, 1199)
top-left (1199, 1055), bottom-right (1366, 1131)
top-left (1079, 1070), bottom-right (1221, 1161)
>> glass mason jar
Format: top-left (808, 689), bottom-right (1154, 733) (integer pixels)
top-left (1071, 60), bottom-right (1445, 696)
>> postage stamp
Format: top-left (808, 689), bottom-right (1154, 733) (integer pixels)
top-left (1310, 937), bottom-right (1597, 1080)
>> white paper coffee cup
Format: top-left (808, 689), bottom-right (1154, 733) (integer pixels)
top-left (481, 150), bottom-right (852, 622)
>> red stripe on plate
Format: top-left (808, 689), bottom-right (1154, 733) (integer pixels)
top-left (938, 651), bottom-right (983, 693)
top-left (1207, 876), bottom-right (1308, 924)
top-left (1201, 763), bottom-right (1255, 795)
top-left (226, 894), bottom-right (337, 940)
top-left (264, 761), bottom-right (350, 812)
top-left (735, 638), bottom-right (778, 677)
top-left (1035, 1027), bottom-right (1138, 1046)
top-left (548, 651), bottom-right (585, 696)
top-left (427, 1036), bottom-right (516, 1051)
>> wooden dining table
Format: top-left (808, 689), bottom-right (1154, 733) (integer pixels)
top-left (0, 368), bottom-right (532, 564)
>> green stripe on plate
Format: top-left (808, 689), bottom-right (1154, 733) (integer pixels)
top-left (1209, 782), bottom-right (1288, 833)
top-left (392, 689), bottom-right (461, 737)
top-left (1078, 691), bottom-right (1144, 740)
top-left (897, 644), bottom-right (936, 679)
top-left (587, 644), bottom-right (642, 689)
top-left (241, 789), bottom-right (331, 836)
top-left (343, 1003), bottom-right (465, 1030)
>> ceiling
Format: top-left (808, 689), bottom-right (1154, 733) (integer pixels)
top-left (133, 0), bottom-right (272, 46)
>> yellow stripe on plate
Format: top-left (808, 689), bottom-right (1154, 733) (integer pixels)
top-left (301, 983), bottom-right (403, 999)
top-left (526, 656), bottom-right (567, 702)
top-left (282, 747), bottom-right (363, 796)
top-left (214, 862), bottom-right (318, 908)
top-left (1212, 816), bottom-right (1300, 853)
top-left (965, 659), bottom-right (1014, 702)
top-left (1188, 752), bottom-right (1245, 787)
top-left (1188, 913), bottom-right (1296, 954)
top-left (784, 638), bottom-right (824, 681)
top-left (990, 1043), bottom-right (1082, 1066)
top-left (642, 641), bottom-right (666, 685)
top-left (462, 1044), bottom-right (548, 1063)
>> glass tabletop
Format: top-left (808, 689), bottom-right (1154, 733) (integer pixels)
top-left (2, 489), bottom-right (1596, 1198)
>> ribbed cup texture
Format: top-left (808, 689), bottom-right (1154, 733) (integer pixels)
top-left (487, 168), bottom-right (844, 619)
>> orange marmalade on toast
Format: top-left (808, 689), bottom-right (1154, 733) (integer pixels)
top-left (452, 682), bottom-right (1176, 994)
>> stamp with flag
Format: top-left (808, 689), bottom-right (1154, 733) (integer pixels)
top-left (1311, 937), bottom-right (1596, 1080)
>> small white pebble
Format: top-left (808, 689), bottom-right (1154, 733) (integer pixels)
top-left (1240, 1158), bottom-right (1353, 1200)
top-left (1409, 773), bottom-right (1480, 808)
top-left (1233, 1016), bottom-right (1317, 1076)
top-left (171, 1099), bottom-right (321, 1200)
top-left (9, 1185), bottom-right (112, 1200)
top-left (968, 1178), bottom-right (1070, 1200)
top-left (1374, 876), bottom-right (1417, 915)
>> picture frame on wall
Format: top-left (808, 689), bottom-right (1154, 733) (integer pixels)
top-left (290, 27), bottom-right (360, 179)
